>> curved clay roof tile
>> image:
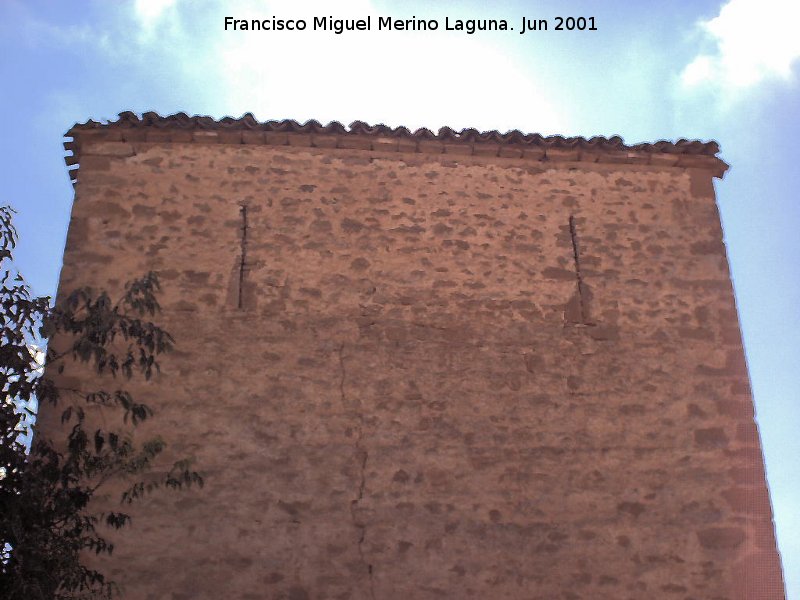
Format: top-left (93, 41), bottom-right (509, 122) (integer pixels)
top-left (238, 113), bottom-right (259, 128)
top-left (296, 119), bottom-right (323, 132)
top-left (64, 112), bottom-right (724, 160)
top-left (114, 111), bottom-right (140, 127)
top-left (389, 126), bottom-right (412, 137)
top-left (412, 127), bottom-right (436, 139)
top-left (323, 121), bottom-right (348, 134)
top-left (456, 128), bottom-right (481, 142)
top-left (436, 126), bottom-right (458, 140)
top-left (347, 121), bottom-right (374, 135)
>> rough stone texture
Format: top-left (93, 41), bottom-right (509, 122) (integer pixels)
top-left (45, 121), bottom-right (785, 599)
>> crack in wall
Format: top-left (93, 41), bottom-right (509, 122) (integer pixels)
top-left (237, 204), bottom-right (248, 310)
top-left (568, 215), bottom-right (590, 324)
top-left (338, 343), bottom-right (375, 600)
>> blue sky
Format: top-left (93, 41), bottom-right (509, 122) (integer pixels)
top-left (1, 0), bottom-right (798, 595)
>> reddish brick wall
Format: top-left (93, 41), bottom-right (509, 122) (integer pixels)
top-left (48, 125), bottom-right (784, 599)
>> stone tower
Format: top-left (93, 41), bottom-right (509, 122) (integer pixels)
top-left (52, 112), bottom-right (784, 599)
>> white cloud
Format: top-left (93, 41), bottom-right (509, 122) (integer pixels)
top-left (134, 0), bottom-right (178, 27)
top-left (20, 0), bottom-right (566, 134)
top-left (681, 0), bottom-right (800, 89)
top-left (212, 1), bottom-right (565, 133)
top-left (132, 0), bottom-right (181, 45)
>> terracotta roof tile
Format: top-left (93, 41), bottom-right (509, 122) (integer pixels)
top-left (64, 112), bottom-right (728, 182)
top-left (67, 111), bottom-right (721, 155)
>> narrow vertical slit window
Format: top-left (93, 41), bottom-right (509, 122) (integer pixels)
top-left (568, 215), bottom-right (588, 323)
top-left (238, 204), bottom-right (248, 310)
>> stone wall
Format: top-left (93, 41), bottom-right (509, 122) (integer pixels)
top-left (48, 119), bottom-right (785, 599)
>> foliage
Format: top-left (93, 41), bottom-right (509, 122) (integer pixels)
top-left (0, 206), bottom-right (202, 599)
